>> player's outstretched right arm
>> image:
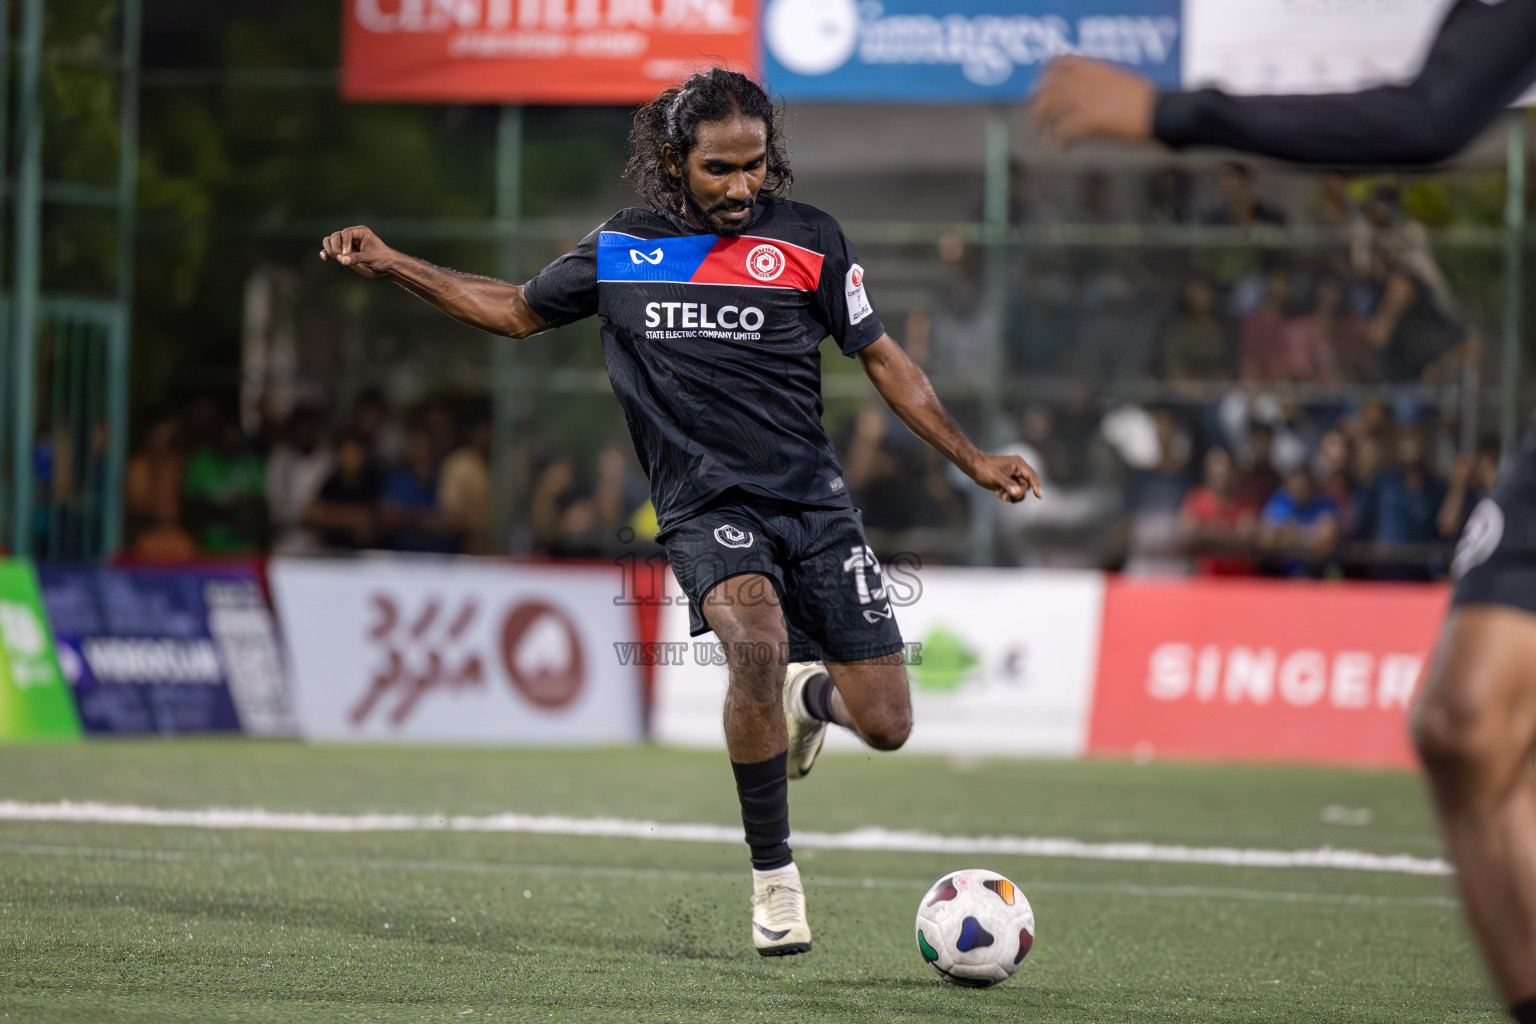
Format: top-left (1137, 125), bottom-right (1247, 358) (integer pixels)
top-left (319, 225), bottom-right (549, 339)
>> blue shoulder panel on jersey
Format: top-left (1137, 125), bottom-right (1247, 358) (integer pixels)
top-left (597, 232), bottom-right (718, 283)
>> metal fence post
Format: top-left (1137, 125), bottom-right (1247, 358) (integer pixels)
top-left (1501, 113), bottom-right (1528, 464)
top-left (969, 105), bottom-right (1011, 566)
top-left (10, 0), bottom-right (42, 557)
top-left (492, 104), bottom-right (524, 552)
top-left (0, 0), bottom-right (12, 550)
top-left (102, 0), bottom-right (141, 556)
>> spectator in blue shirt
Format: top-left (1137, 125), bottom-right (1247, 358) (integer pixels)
top-left (380, 426), bottom-right (459, 554)
top-left (1355, 428), bottom-right (1448, 580)
top-left (1258, 468), bottom-right (1339, 577)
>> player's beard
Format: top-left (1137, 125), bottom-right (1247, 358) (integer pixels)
top-left (684, 192), bottom-right (756, 237)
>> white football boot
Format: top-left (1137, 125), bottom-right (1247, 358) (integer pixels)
top-left (782, 661), bottom-right (830, 781)
top-left (751, 862), bottom-right (812, 956)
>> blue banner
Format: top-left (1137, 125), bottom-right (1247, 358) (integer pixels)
top-left (39, 564), bottom-right (290, 736)
top-left (762, 0), bottom-right (1181, 103)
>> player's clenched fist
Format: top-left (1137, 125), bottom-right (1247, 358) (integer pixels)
top-left (319, 225), bottom-right (394, 278)
top-left (969, 453), bottom-right (1043, 504)
top-left (1031, 57), bottom-right (1157, 149)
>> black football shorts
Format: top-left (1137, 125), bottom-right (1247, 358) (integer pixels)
top-left (1452, 433), bottom-right (1536, 616)
top-left (660, 495), bottom-right (906, 664)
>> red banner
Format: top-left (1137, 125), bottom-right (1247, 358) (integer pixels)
top-left (1087, 578), bottom-right (1451, 769)
top-left (341, 1), bottom-right (760, 104)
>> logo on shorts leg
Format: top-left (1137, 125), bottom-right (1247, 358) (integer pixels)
top-left (842, 544), bottom-right (893, 622)
top-left (1452, 498), bottom-right (1505, 580)
top-left (714, 524), bottom-right (755, 549)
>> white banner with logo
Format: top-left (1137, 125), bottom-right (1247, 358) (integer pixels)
top-left (271, 557), bottom-right (642, 745)
top-left (1183, 0), bottom-right (1536, 103)
top-left (653, 567), bottom-right (1104, 757)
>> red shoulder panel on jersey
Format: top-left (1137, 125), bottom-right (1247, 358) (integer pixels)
top-left (688, 235), bottom-right (824, 291)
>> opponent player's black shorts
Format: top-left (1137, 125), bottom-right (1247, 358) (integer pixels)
top-left (1452, 433), bottom-right (1536, 616)
top-left (660, 494), bottom-right (906, 664)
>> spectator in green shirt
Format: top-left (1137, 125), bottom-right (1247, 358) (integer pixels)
top-left (182, 407), bottom-right (267, 554)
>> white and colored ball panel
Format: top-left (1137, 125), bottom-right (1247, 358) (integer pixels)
top-left (915, 868), bottom-right (1035, 987)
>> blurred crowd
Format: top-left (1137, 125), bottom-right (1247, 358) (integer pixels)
top-left (123, 390), bottom-right (654, 561)
top-left (843, 164), bottom-right (1488, 579)
top-left (913, 167), bottom-right (1475, 389)
top-left (109, 164), bottom-right (1492, 581)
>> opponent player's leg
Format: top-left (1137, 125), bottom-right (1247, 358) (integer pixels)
top-left (1412, 605), bottom-right (1536, 1012)
top-left (700, 572), bottom-right (811, 957)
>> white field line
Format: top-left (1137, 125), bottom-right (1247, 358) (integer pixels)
top-left (0, 842), bottom-right (1458, 909)
top-left (0, 799), bottom-right (1452, 877)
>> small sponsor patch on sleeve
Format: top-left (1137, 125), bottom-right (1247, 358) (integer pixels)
top-left (845, 264), bottom-right (873, 326)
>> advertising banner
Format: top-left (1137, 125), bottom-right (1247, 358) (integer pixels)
top-left (762, 0), bottom-right (1180, 103)
top-left (0, 561), bottom-right (79, 742)
top-left (1183, 0), bottom-right (1535, 104)
top-left (39, 564), bottom-right (295, 736)
top-left (341, 0), bottom-right (759, 103)
top-left (1088, 578), bottom-right (1449, 769)
top-left (653, 567), bottom-right (1104, 756)
top-left (271, 557), bottom-right (643, 745)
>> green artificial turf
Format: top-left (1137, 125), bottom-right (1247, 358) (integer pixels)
top-left (0, 741), bottom-right (1501, 1023)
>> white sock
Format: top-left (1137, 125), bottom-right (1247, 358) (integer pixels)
top-left (752, 861), bottom-right (799, 883)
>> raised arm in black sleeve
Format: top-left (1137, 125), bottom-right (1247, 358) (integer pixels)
top-left (1155, 0), bottom-right (1536, 166)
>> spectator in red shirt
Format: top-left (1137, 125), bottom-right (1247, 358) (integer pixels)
top-left (1241, 272), bottom-right (1290, 384)
top-left (1235, 422), bottom-right (1282, 510)
top-left (1313, 428), bottom-right (1357, 534)
top-left (1179, 446), bottom-right (1258, 576)
top-left (1277, 278), bottom-right (1342, 385)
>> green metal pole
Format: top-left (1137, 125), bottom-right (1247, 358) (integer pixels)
top-left (969, 106), bottom-right (1010, 566)
top-left (491, 105), bottom-right (524, 552)
top-left (10, 0), bottom-right (42, 557)
top-left (102, 0), bottom-right (141, 556)
top-left (0, 0), bottom-right (11, 549)
top-left (1502, 114), bottom-right (1527, 464)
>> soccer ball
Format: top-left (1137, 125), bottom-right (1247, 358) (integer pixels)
top-left (915, 868), bottom-right (1034, 987)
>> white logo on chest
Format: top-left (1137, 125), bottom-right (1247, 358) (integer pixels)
top-left (630, 248), bottom-right (663, 265)
top-left (747, 244), bottom-right (787, 282)
top-left (645, 302), bottom-right (764, 331)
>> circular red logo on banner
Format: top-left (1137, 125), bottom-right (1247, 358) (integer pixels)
top-left (747, 244), bottom-right (786, 282)
top-left (500, 601), bottom-right (585, 710)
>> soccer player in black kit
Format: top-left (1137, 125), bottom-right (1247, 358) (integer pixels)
top-left (1033, 1), bottom-right (1536, 1018)
top-left (321, 69), bottom-right (1040, 957)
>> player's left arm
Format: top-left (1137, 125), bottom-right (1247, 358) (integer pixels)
top-left (856, 335), bottom-right (1041, 503)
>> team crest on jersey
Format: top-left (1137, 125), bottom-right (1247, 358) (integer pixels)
top-left (714, 523), bottom-right (755, 549)
top-left (746, 244), bottom-right (787, 282)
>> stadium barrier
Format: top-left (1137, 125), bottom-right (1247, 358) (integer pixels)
top-left (1, 554), bottom-right (1450, 767)
top-left (0, 560), bottom-right (79, 740)
top-left (1087, 578), bottom-right (1449, 769)
top-left (269, 556), bottom-right (645, 746)
top-left (39, 562), bottom-right (294, 737)
top-left (654, 569), bottom-right (1448, 770)
top-left (653, 567), bottom-right (1106, 757)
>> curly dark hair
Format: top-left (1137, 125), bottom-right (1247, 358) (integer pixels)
top-left (623, 68), bottom-right (792, 216)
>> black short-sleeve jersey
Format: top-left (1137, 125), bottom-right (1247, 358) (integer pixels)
top-left (522, 198), bottom-right (886, 531)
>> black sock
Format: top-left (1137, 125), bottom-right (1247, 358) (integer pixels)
top-left (731, 751), bottom-right (793, 871)
top-left (1511, 998), bottom-right (1536, 1023)
top-left (802, 672), bottom-right (837, 723)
